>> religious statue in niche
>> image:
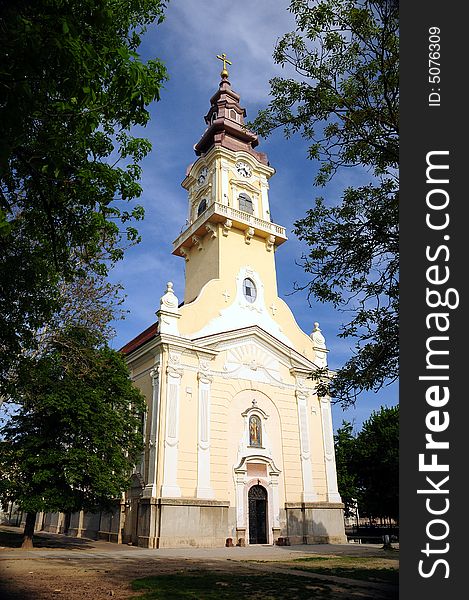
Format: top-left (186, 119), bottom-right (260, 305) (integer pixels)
top-left (249, 415), bottom-right (262, 447)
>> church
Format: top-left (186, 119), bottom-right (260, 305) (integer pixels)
top-left (34, 58), bottom-right (346, 547)
top-left (116, 57), bottom-right (346, 548)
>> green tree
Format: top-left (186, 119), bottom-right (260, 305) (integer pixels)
top-left (354, 405), bottom-right (398, 521)
top-left (1, 258), bottom-right (129, 400)
top-left (252, 0), bottom-right (399, 406)
top-left (334, 421), bottom-right (358, 518)
top-left (0, 328), bottom-right (146, 549)
top-left (0, 0), bottom-right (167, 388)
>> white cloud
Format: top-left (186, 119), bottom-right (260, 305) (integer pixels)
top-left (148, 0), bottom-right (295, 104)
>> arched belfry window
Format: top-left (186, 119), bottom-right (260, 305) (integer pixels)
top-left (238, 192), bottom-right (254, 215)
top-left (249, 415), bottom-right (262, 447)
top-left (197, 198), bottom-right (207, 217)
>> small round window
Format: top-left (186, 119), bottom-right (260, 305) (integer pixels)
top-left (243, 278), bottom-right (257, 303)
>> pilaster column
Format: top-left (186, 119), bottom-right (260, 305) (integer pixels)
top-left (260, 176), bottom-right (270, 221)
top-left (76, 510), bottom-right (85, 538)
top-left (296, 389), bottom-right (318, 502)
top-left (235, 471), bottom-right (246, 529)
top-left (221, 161), bottom-right (229, 205)
top-left (196, 362), bottom-right (215, 498)
top-left (270, 473), bottom-right (280, 528)
top-left (143, 365), bottom-right (160, 498)
top-left (320, 397), bottom-right (342, 502)
top-left (139, 405), bottom-right (147, 477)
top-left (161, 356), bottom-right (183, 497)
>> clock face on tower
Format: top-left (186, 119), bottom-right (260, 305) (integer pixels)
top-left (197, 167), bottom-right (208, 185)
top-left (236, 161), bottom-right (252, 178)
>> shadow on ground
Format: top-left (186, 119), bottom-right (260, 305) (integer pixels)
top-left (0, 525), bottom-right (97, 550)
top-left (0, 553), bottom-right (398, 600)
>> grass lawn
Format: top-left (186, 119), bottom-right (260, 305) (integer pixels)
top-left (131, 554), bottom-right (399, 599)
top-left (288, 554), bottom-right (399, 584)
top-left (131, 570), bottom-right (349, 599)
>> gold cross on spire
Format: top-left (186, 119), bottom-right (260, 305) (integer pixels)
top-left (216, 53), bottom-right (232, 78)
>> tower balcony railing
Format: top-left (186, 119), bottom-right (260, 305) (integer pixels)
top-left (172, 201), bottom-right (287, 255)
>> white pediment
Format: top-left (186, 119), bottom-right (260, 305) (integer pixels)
top-left (223, 340), bottom-right (282, 385)
top-left (193, 326), bottom-right (319, 388)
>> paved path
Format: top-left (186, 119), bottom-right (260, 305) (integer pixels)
top-left (241, 560), bottom-right (397, 595)
top-left (0, 525), bottom-right (397, 560)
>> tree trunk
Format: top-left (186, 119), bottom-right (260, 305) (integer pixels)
top-left (21, 512), bottom-right (37, 549)
top-left (63, 511), bottom-right (71, 535)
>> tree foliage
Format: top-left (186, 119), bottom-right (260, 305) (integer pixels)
top-left (354, 405), bottom-right (398, 521)
top-left (0, 0), bottom-right (167, 387)
top-left (252, 0), bottom-right (399, 406)
top-left (334, 405), bottom-right (398, 521)
top-left (24, 270), bottom-right (128, 369)
top-left (0, 328), bottom-right (146, 546)
top-left (333, 421), bottom-right (358, 517)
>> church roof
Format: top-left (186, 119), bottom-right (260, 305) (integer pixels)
top-left (120, 321), bottom-right (158, 355)
top-left (193, 72), bottom-right (269, 166)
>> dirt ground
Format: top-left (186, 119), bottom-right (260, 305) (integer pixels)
top-left (0, 526), bottom-right (398, 599)
top-left (1, 553), bottom-right (218, 599)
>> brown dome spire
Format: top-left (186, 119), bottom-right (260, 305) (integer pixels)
top-left (194, 55), bottom-right (269, 165)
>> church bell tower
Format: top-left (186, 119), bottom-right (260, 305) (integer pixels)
top-left (172, 55), bottom-right (287, 306)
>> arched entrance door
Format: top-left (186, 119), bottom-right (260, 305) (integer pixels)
top-left (248, 485), bottom-right (268, 544)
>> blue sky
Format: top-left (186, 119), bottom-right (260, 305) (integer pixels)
top-left (109, 0), bottom-right (398, 432)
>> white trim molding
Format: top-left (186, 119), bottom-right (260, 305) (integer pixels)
top-left (296, 390), bottom-right (318, 502)
top-left (143, 363), bottom-right (161, 498)
top-left (196, 364), bottom-right (215, 499)
top-left (320, 397), bottom-right (342, 503)
top-left (161, 358), bottom-right (183, 498)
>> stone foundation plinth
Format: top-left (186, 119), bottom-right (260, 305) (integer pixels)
top-left (130, 497), bottom-right (231, 548)
top-left (285, 502), bottom-right (347, 544)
